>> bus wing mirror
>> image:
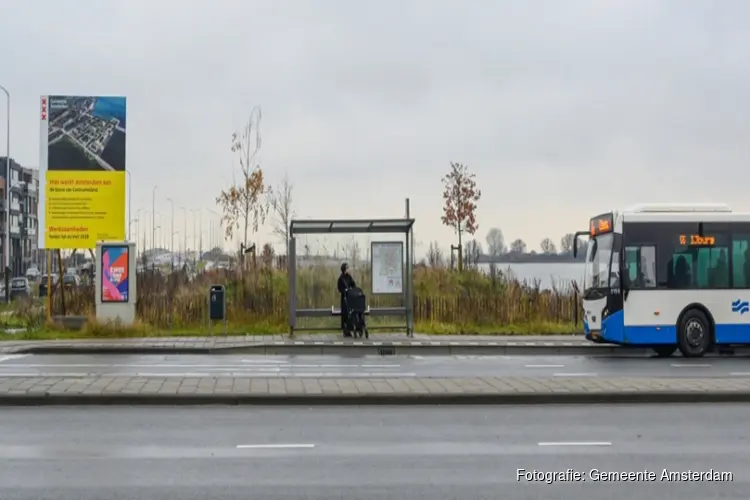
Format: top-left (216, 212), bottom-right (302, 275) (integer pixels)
top-left (572, 231), bottom-right (590, 259)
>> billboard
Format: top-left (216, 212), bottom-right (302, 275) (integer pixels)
top-left (39, 95), bottom-right (126, 249)
top-left (101, 245), bottom-right (129, 302)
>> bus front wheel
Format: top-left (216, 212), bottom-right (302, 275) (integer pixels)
top-left (653, 346), bottom-right (677, 358)
top-left (677, 309), bottom-right (712, 358)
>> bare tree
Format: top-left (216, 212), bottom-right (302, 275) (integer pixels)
top-left (427, 241), bottom-right (445, 268)
top-left (540, 237), bottom-right (557, 254)
top-left (464, 239), bottom-right (483, 268)
top-left (560, 233), bottom-right (575, 254)
top-left (509, 238), bottom-right (527, 254)
top-left (269, 172), bottom-right (295, 256)
top-left (485, 227), bottom-right (506, 257)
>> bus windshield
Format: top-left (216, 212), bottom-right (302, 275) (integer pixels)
top-left (583, 232), bottom-right (614, 297)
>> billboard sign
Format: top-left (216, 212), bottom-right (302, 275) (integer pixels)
top-left (39, 95), bottom-right (127, 249)
top-left (101, 245), bottom-right (129, 303)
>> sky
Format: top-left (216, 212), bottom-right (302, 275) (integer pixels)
top-left (1, 0), bottom-right (749, 258)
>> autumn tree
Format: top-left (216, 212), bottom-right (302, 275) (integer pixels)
top-left (509, 238), bottom-right (527, 254)
top-left (441, 162), bottom-right (481, 272)
top-left (540, 237), bottom-right (557, 254)
top-left (269, 172), bottom-right (295, 256)
top-left (485, 227), bottom-right (506, 257)
top-left (560, 233), bottom-right (575, 254)
top-left (216, 106), bottom-right (270, 256)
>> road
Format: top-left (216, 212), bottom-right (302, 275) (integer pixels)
top-left (0, 404), bottom-right (745, 499)
top-left (2, 353), bottom-right (750, 378)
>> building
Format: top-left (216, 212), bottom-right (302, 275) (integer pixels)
top-left (0, 158), bottom-right (40, 277)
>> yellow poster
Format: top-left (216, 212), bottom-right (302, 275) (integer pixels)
top-left (40, 95), bottom-right (127, 249)
top-left (44, 171), bottom-right (125, 248)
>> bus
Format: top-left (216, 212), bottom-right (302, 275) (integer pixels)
top-left (573, 203), bottom-right (750, 358)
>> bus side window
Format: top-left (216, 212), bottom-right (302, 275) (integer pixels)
top-left (732, 234), bottom-right (750, 288)
top-left (625, 246), bottom-right (656, 289)
top-left (670, 252), bottom-right (693, 289)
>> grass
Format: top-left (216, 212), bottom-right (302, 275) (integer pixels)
top-left (7, 263), bottom-right (582, 340)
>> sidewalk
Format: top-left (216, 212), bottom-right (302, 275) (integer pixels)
top-left (0, 375), bottom-right (747, 405)
top-left (0, 333), bottom-right (626, 356)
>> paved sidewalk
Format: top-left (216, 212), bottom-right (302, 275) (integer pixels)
top-left (0, 333), bottom-right (607, 355)
top-left (0, 375), bottom-right (748, 405)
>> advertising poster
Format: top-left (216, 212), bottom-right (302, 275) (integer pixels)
top-left (101, 245), bottom-right (129, 302)
top-left (39, 95), bottom-right (127, 249)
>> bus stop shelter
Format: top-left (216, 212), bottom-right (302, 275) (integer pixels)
top-left (288, 217), bottom-right (415, 337)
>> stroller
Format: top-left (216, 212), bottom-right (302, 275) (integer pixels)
top-left (343, 287), bottom-right (369, 338)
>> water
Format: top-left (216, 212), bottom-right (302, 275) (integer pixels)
top-left (478, 262), bottom-right (585, 290)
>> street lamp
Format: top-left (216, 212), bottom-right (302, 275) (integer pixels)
top-left (180, 206), bottom-right (187, 266)
top-left (151, 185), bottom-right (157, 256)
top-left (126, 170), bottom-right (132, 241)
top-left (1, 84), bottom-right (10, 301)
top-left (207, 208), bottom-right (220, 255)
top-left (166, 197), bottom-right (174, 269)
top-left (191, 209), bottom-right (198, 264)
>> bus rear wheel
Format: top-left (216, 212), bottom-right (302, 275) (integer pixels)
top-left (677, 309), bottom-right (712, 358)
top-left (653, 346), bottom-right (677, 358)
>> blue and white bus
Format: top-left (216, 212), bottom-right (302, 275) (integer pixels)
top-left (574, 203), bottom-right (750, 358)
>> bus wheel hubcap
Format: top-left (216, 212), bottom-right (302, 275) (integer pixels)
top-left (686, 320), bottom-right (704, 347)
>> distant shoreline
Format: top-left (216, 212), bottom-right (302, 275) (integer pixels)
top-left (478, 253), bottom-right (585, 264)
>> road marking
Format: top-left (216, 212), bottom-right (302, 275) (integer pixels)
top-left (730, 372), bottom-right (750, 376)
top-left (553, 372), bottom-right (596, 377)
top-left (538, 442), bottom-right (611, 447)
top-left (670, 363), bottom-right (712, 367)
top-left (525, 364), bottom-right (564, 368)
top-left (237, 444), bottom-right (315, 449)
top-left (0, 355), bottom-right (28, 363)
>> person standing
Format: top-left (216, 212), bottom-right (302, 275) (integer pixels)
top-left (337, 262), bottom-right (356, 336)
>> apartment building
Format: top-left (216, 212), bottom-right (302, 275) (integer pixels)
top-left (0, 158), bottom-right (40, 277)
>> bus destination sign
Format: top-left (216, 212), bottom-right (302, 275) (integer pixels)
top-left (679, 234), bottom-right (715, 246)
top-left (590, 213), bottom-right (614, 236)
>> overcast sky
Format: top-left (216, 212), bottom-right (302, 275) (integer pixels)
top-left (1, 0), bottom-right (748, 255)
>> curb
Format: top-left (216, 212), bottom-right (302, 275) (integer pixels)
top-left (12, 344), bottom-right (641, 357)
top-left (2, 390), bottom-right (750, 406)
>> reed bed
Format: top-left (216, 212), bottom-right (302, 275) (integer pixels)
top-left (22, 263), bottom-right (581, 336)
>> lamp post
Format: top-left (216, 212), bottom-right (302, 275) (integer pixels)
top-left (151, 185), bottom-right (157, 257)
top-left (167, 197), bottom-right (174, 270)
top-left (126, 170), bottom-right (132, 241)
top-left (191, 209), bottom-right (198, 265)
top-left (207, 208), bottom-right (220, 255)
top-left (1, 84), bottom-right (10, 302)
top-left (180, 206), bottom-right (187, 267)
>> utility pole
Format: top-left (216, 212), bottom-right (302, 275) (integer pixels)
top-left (167, 197), bottom-right (174, 270)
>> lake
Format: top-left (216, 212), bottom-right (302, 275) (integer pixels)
top-left (478, 262), bottom-right (585, 290)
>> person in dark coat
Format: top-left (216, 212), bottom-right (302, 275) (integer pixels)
top-left (337, 262), bottom-right (356, 336)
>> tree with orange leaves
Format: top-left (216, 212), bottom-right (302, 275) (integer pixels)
top-left (216, 106), bottom-right (271, 254)
top-left (441, 162), bottom-right (481, 272)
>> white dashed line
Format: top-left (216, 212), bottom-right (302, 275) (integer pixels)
top-left (553, 373), bottom-right (597, 377)
top-left (670, 363), bottom-right (712, 368)
top-left (524, 364), bottom-right (565, 368)
top-left (538, 442), bottom-right (611, 447)
top-left (237, 444), bottom-right (315, 449)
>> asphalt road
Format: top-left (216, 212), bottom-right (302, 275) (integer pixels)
top-left (0, 404), bottom-right (746, 499)
top-left (2, 353), bottom-right (750, 378)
